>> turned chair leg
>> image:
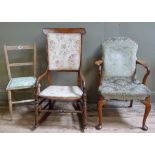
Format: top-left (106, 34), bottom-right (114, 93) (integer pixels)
top-left (83, 95), bottom-right (87, 129)
top-left (96, 95), bottom-right (104, 130)
top-left (142, 96), bottom-right (151, 131)
top-left (8, 90), bottom-right (13, 120)
top-left (129, 100), bottom-right (133, 107)
top-left (49, 99), bottom-right (55, 109)
top-left (34, 98), bottom-right (39, 129)
top-left (48, 99), bottom-right (52, 109)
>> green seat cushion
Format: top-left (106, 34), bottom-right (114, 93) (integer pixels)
top-left (99, 77), bottom-right (151, 100)
top-left (6, 76), bottom-right (36, 90)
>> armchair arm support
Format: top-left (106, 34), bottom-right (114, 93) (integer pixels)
top-left (37, 68), bottom-right (48, 83)
top-left (35, 68), bottom-right (49, 95)
top-left (136, 59), bottom-right (150, 85)
top-left (80, 70), bottom-right (86, 88)
top-left (95, 59), bottom-right (103, 86)
top-left (95, 60), bottom-right (103, 66)
top-left (78, 71), bottom-right (86, 95)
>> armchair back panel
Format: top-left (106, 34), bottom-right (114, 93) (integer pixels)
top-left (102, 37), bottom-right (138, 78)
top-left (47, 33), bottom-right (82, 70)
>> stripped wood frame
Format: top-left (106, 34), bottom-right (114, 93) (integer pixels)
top-left (4, 44), bottom-right (37, 120)
top-left (95, 59), bottom-right (151, 131)
top-left (33, 28), bottom-right (87, 131)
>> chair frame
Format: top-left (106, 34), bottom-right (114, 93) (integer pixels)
top-left (95, 59), bottom-right (151, 131)
top-left (33, 28), bottom-right (87, 130)
top-left (4, 44), bottom-right (37, 120)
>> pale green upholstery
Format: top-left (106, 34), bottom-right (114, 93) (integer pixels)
top-left (99, 37), bottom-right (151, 100)
top-left (99, 77), bottom-right (151, 100)
top-left (103, 37), bottom-right (138, 78)
top-left (6, 76), bottom-right (36, 90)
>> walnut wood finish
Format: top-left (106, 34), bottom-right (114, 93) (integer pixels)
top-left (95, 95), bottom-right (105, 130)
top-left (142, 96), bottom-right (151, 131)
top-left (4, 43), bottom-right (37, 120)
top-left (43, 28), bottom-right (86, 35)
top-left (136, 59), bottom-right (150, 85)
top-left (95, 60), bottom-right (103, 86)
top-left (95, 59), bottom-right (151, 131)
top-left (34, 28), bottom-right (87, 131)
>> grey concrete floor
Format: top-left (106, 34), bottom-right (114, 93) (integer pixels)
top-left (0, 101), bottom-right (154, 133)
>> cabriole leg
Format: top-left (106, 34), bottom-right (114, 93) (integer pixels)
top-left (96, 95), bottom-right (104, 130)
top-left (142, 96), bottom-right (151, 131)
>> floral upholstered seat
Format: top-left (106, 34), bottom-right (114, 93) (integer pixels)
top-left (33, 28), bottom-right (87, 130)
top-left (39, 86), bottom-right (83, 99)
top-left (6, 76), bottom-right (36, 90)
top-left (95, 37), bottom-right (151, 131)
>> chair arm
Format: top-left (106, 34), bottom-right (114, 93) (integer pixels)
top-left (95, 60), bottom-right (103, 66)
top-left (35, 68), bottom-right (48, 89)
top-left (95, 59), bottom-right (103, 85)
top-left (136, 59), bottom-right (150, 85)
top-left (79, 71), bottom-right (86, 94)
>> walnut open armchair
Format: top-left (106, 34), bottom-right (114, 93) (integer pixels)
top-left (33, 28), bottom-right (87, 130)
top-left (4, 44), bottom-right (37, 120)
top-left (95, 37), bottom-right (151, 131)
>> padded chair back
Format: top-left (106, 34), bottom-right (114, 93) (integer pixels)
top-left (43, 28), bottom-right (86, 71)
top-left (102, 37), bottom-right (138, 78)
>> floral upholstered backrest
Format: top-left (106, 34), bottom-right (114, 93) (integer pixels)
top-left (47, 33), bottom-right (81, 70)
top-left (102, 37), bottom-right (138, 78)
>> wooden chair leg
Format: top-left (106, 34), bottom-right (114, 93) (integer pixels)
top-left (129, 100), bottom-right (133, 107)
top-left (31, 99), bottom-right (39, 130)
top-left (48, 99), bottom-right (52, 109)
top-left (49, 99), bottom-right (55, 109)
top-left (8, 90), bottom-right (13, 120)
top-left (83, 95), bottom-right (87, 129)
top-left (96, 95), bottom-right (104, 130)
top-left (142, 96), bottom-right (151, 131)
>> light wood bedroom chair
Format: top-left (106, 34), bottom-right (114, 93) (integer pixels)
top-left (4, 44), bottom-right (37, 120)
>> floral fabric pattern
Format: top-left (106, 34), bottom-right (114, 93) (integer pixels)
top-left (47, 33), bottom-right (81, 70)
top-left (39, 86), bottom-right (83, 98)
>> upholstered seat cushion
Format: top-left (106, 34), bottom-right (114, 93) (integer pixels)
top-left (6, 76), bottom-right (36, 90)
top-left (39, 85), bottom-right (83, 99)
top-left (99, 77), bottom-right (151, 100)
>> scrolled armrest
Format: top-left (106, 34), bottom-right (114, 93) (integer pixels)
top-left (35, 68), bottom-right (48, 88)
top-left (78, 71), bottom-right (86, 96)
top-left (95, 59), bottom-right (103, 86)
top-left (95, 60), bottom-right (103, 66)
top-left (136, 59), bottom-right (150, 85)
top-left (79, 71), bottom-right (86, 88)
